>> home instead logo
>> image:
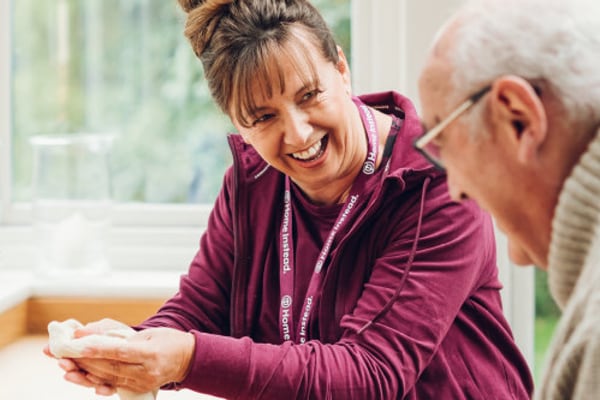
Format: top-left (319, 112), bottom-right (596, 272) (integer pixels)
top-left (360, 104), bottom-right (377, 175)
top-left (280, 295), bottom-right (292, 341)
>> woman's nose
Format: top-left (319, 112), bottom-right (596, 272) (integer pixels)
top-left (283, 109), bottom-right (313, 145)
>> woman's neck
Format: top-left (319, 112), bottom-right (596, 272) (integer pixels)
top-left (297, 108), bottom-right (393, 206)
top-left (298, 172), bottom-right (359, 206)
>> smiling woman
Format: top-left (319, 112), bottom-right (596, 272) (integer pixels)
top-left (230, 30), bottom-right (367, 206)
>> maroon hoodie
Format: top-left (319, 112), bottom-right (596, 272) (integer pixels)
top-left (139, 91), bottom-right (533, 399)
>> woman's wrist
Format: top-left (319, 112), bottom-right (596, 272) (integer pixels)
top-left (174, 331), bottom-right (196, 384)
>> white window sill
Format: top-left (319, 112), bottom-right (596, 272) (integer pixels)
top-left (0, 271), bottom-right (31, 313)
top-left (0, 270), bottom-right (183, 314)
top-left (0, 222), bottom-right (198, 314)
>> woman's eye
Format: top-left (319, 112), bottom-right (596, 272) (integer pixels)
top-left (302, 92), bottom-right (315, 101)
top-left (253, 114), bottom-right (274, 126)
top-left (301, 89), bottom-right (320, 102)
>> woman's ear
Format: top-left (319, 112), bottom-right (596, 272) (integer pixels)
top-left (336, 45), bottom-right (352, 94)
top-left (488, 75), bottom-right (548, 164)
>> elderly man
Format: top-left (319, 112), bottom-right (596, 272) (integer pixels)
top-left (415, 0), bottom-right (600, 398)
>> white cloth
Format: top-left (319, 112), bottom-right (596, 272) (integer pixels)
top-left (48, 319), bottom-right (157, 400)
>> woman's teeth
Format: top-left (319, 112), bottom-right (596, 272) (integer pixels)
top-left (292, 139), bottom-right (323, 161)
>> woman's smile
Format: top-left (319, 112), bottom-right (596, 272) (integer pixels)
top-left (289, 135), bottom-right (329, 163)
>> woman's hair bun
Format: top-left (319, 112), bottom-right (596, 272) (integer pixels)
top-left (178, 0), bottom-right (234, 57)
top-left (178, 0), bottom-right (206, 13)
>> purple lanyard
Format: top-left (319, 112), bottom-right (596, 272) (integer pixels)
top-left (278, 98), bottom-right (379, 343)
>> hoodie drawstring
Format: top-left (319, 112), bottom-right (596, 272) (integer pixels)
top-left (357, 176), bottom-right (432, 335)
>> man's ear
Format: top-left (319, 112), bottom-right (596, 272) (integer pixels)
top-left (336, 45), bottom-right (352, 94)
top-left (488, 76), bottom-right (548, 164)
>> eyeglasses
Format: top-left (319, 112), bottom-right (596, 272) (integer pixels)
top-left (414, 85), bottom-right (491, 170)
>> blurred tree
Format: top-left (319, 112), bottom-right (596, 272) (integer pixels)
top-left (12, 0), bottom-right (351, 204)
top-left (535, 269), bottom-right (561, 318)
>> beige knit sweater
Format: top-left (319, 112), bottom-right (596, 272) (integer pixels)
top-left (536, 128), bottom-right (600, 399)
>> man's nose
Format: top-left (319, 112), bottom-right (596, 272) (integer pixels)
top-left (447, 174), bottom-right (466, 203)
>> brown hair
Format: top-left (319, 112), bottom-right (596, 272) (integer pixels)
top-left (177, 0), bottom-right (340, 127)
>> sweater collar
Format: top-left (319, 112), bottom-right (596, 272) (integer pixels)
top-left (548, 127), bottom-right (600, 308)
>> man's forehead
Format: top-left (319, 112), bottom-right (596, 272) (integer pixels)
top-left (420, 58), bottom-right (455, 109)
top-left (421, 66), bottom-right (450, 94)
top-left (420, 15), bottom-right (462, 97)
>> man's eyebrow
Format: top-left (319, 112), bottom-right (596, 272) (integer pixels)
top-left (420, 115), bottom-right (441, 133)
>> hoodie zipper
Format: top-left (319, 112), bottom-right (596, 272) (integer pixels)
top-left (228, 134), bottom-right (249, 338)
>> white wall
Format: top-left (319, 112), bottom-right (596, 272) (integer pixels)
top-left (351, 0), bottom-right (464, 108)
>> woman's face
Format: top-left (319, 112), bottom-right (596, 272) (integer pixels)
top-left (231, 38), bottom-right (366, 204)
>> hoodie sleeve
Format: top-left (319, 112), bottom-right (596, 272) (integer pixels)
top-left (137, 168), bottom-right (235, 335)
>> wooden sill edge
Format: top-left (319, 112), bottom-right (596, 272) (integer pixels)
top-left (0, 296), bottom-right (166, 350)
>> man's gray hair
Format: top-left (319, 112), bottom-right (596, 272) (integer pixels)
top-left (447, 0), bottom-right (600, 125)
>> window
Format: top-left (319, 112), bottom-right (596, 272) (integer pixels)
top-left (0, 0), bottom-right (351, 265)
top-left (9, 0), bottom-right (351, 209)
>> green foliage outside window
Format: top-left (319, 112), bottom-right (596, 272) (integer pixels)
top-left (534, 268), bottom-right (560, 383)
top-left (11, 0), bottom-right (350, 204)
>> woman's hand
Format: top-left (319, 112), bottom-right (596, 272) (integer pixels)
top-left (43, 318), bottom-right (131, 358)
top-left (73, 318), bottom-right (132, 337)
top-left (43, 318), bottom-right (134, 396)
top-left (67, 327), bottom-right (196, 394)
top-left (60, 357), bottom-right (118, 396)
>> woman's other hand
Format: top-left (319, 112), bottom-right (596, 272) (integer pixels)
top-left (70, 327), bottom-right (196, 393)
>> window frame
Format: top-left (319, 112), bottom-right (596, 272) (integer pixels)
top-left (0, 0), bottom-right (11, 224)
